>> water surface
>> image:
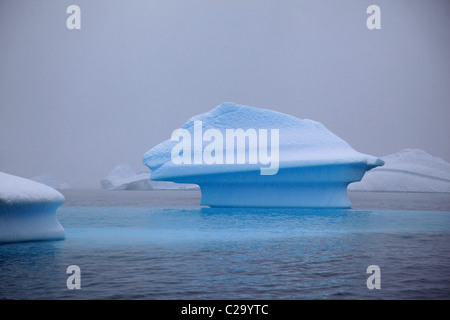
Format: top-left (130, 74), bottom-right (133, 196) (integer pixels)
top-left (1, 190), bottom-right (449, 299)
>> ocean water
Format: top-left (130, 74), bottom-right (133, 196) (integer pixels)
top-left (1, 190), bottom-right (449, 300)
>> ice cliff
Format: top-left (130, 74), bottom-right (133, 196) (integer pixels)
top-left (143, 102), bottom-right (383, 207)
top-left (0, 172), bottom-right (65, 244)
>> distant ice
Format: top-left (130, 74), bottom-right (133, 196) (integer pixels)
top-left (31, 174), bottom-right (71, 190)
top-left (101, 164), bottom-right (198, 190)
top-left (143, 102), bottom-right (383, 207)
top-left (349, 149), bottom-right (450, 192)
top-left (101, 164), bottom-right (151, 190)
top-left (0, 172), bottom-right (65, 244)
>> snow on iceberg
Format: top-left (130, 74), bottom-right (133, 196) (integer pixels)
top-left (349, 149), bottom-right (450, 192)
top-left (143, 102), bottom-right (384, 207)
top-left (101, 164), bottom-right (198, 190)
top-left (0, 172), bottom-right (65, 244)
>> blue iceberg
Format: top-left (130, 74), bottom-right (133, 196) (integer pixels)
top-left (143, 102), bottom-right (383, 207)
top-left (0, 172), bottom-right (65, 244)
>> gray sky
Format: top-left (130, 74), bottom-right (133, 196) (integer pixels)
top-left (1, 0), bottom-right (449, 188)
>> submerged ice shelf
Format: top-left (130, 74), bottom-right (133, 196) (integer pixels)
top-left (143, 102), bottom-right (383, 207)
top-left (0, 172), bottom-right (65, 244)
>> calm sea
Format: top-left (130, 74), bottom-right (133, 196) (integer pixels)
top-left (1, 190), bottom-right (449, 300)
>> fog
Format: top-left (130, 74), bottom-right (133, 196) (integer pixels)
top-left (1, 0), bottom-right (449, 188)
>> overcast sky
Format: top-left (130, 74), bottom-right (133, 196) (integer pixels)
top-left (1, 0), bottom-right (449, 188)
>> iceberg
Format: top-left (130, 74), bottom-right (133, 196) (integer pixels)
top-left (101, 164), bottom-right (153, 190)
top-left (349, 149), bottom-right (450, 192)
top-left (0, 172), bottom-right (65, 244)
top-left (31, 174), bottom-right (71, 190)
top-left (143, 102), bottom-right (384, 207)
top-left (101, 164), bottom-right (198, 190)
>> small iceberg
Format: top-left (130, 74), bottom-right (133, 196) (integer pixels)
top-left (0, 172), bottom-right (65, 244)
top-left (101, 164), bottom-right (153, 190)
top-left (101, 164), bottom-right (198, 190)
top-left (143, 102), bottom-right (383, 207)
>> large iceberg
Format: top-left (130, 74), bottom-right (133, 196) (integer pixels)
top-left (143, 102), bottom-right (384, 207)
top-left (0, 172), bottom-right (65, 244)
top-left (349, 149), bottom-right (450, 192)
top-left (101, 164), bottom-right (198, 190)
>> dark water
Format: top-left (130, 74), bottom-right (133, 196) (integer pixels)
top-left (1, 190), bottom-right (449, 300)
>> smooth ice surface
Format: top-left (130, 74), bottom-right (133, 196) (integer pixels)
top-left (0, 172), bottom-right (65, 243)
top-left (101, 164), bottom-right (198, 190)
top-left (349, 149), bottom-right (450, 192)
top-left (143, 103), bottom-right (384, 207)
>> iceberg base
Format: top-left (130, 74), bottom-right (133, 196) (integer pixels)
top-left (200, 182), bottom-right (351, 208)
top-left (168, 164), bottom-right (370, 208)
top-left (0, 203), bottom-right (65, 244)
